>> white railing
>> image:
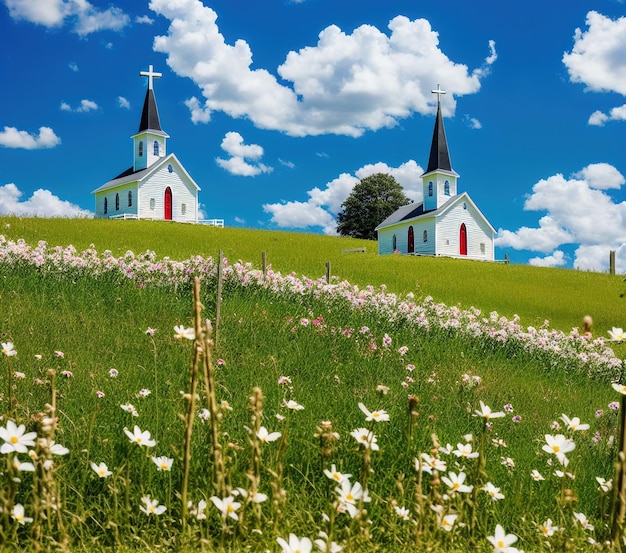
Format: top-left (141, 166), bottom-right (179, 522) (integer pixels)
top-left (198, 219), bottom-right (225, 228)
top-left (107, 214), bottom-right (224, 227)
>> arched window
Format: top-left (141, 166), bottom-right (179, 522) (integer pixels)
top-left (423, 230), bottom-right (428, 242)
top-left (408, 226), bottom-right (414, 253)
top-left (128, 190), bottom-right (133, 207)
top-left (428, 182), bottom-right (433, 197)
top-left (392, 234), bottom-right (397, 251)
top-left (103, 197), bottom-right (108, 214)
top-left (444, 180), bottom-right (450, 195)
top-left (138, 141), bottom-right (143, 157)
top-left (115, 193), bottom-right (120, 211)
top-left (153, 141), bottom-right (159, 156)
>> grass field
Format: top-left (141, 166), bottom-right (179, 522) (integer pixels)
top-left (0, 217), bottom-right (625, 552)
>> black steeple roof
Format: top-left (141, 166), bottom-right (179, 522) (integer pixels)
top-left (138, 88), bottom-right (162, 133)
top-left (425, 96), bottom-right (453, 174)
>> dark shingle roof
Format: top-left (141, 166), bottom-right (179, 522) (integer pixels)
top-left (138, 88), bottom-right (162, 133)
top-left (425, 100), bottom-right (452, 174)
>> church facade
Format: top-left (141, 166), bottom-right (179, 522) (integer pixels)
top-left (376, 87), bottom-right (495, 260)
top-left (92, 66), bottom-right (200, 223)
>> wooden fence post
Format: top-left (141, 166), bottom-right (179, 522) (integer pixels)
top-left (262, 251), bottom-right (267, 275)
top-left (325, 261), bottom-right (331, 284)
top-left (610, 250), bottom-right (616, 275)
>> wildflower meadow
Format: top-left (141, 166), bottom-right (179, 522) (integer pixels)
top-left (1, 229), bottom-right (625, 552)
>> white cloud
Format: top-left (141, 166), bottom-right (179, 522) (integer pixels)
top-left (150, 0), bottom-right (496, 137)
top-left (564, 11), bottom-right (626, 94)
top-left (184, 97), bottom-right (211, 124)
top-left (495, 163), bottom-right (626, 271)
top-left (117, 96), bottom-right (130, 109)
top-left (60, 99), bottom-right (99, 112)
top-left (588, 104), bottom-right (626, 126)
top-left (234, 216), bottom-right (246, 225)
top-left (279, 158), bottom-right (295, 169)
top-left (464, 115), bottom-right (482, 129)
top-left (215, 132), bottom-right (273, 176)
top-left (263, 159), bottom-right (423, 234)
top-left (0, 126), bottom-right (61, 149)
top-left (5, 0), bottom-right (129, 36)
top-left (563, 11), bottom-right (626, 123)
top-left (528, 250), bottom-right (567, 268)
top-left (135, 14), bottom-right (154, 24)
top-left (572, 162), bottom-right (625, 190)
top-left (0, 183), bottom-right (91, 217)
top-left (69, 62), bottom-right (78, 72)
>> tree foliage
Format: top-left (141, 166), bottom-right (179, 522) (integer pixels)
top-left (336, 173), bottom-right (410, 240)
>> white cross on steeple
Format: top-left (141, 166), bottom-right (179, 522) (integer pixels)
top-left (140, 64), bottom-right (162, 90)
top-left (431, 84), bottom-right (446, 104)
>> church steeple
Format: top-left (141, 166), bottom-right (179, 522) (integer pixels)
top-left (422, 85), bottom-right (459, 212)
top-left (425, 84), bottom-right (453, 173)
top-left (132, 65), bottom-right (169, 172)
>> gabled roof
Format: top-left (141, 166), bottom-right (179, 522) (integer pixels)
top-left (376, 192), bottom-right (496, 234)
top-left (424, 97), bottom-right (453, 175)
top-left (91, 153), bottom-right (201, 194)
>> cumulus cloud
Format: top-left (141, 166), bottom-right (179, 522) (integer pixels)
top-left (184, 97), bottom-right (211, 124)
top-left (464, 115), bottom-right (482, 129)
top-left (60, 99), bottom-right (98, 113)
top-left (117, 96), bottom-right (130, 109)
top-left (0, 183), bottom-right (92, 217)
top-left (263, 159), bottom-right (423, 234)
top-left (528, 250), bottom-right (567, 268)
top-left (279, 158), bottom-right (295, 169)
top-left (0, 126), bottom-right (61, 149)
top-left (563, 11), bottom-right (626, 123)
top-left (5, 0), bottom-right (129, 36)
top-left (150, 0), bottom-right (496, 137)
top-left (135, 14), bottom-right (154, 24)
top-left (588, 104), bottom-right (626, 126)
top-left (495, 163), bottom-right (626, 272)
top-left (215, 132), bottom-right (273, 176)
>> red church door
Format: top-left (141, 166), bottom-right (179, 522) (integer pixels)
top-left (408, 226), bottom-right (414, 253)
top-left (459, 223), bottom-right (467, 256)
top-left (164, 187), bottom-right (172, 220)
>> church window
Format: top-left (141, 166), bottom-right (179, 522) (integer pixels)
top-left (154, 141), bottom-right (159, 156)
top-left (104, 197), bottom-right (108, 214)
top-left (444, 181), bottom-right (450, 195)
top-left (128, 190), bottom-right (132, 207)
top-left (138, 141), bottom-right (143, 157)
top-left (168, 164), bottom-right (173, 173)
top-left (392, 234), bottom-right (397, 251)
top-left (428, 182), bottom-right (433, 197)
top-left (181, 203), bottom-right (187, 215)
top-left (463, 202), bottom-right (467, 210)
top-left (480, 243), bottom-right (486, 254)
top-left (115, 193), bottom-right (120, 211)
top-left (423, 230), bottom-right (428, 242)
top-left (408, 226), bottom-right (414, 253)
top-left (150, 198), bottom-right (155, 210)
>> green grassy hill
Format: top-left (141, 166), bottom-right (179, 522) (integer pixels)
top-left (2, 216), bottom-right (623, 337)
top-left (1, 216), bottom-right (624, 551)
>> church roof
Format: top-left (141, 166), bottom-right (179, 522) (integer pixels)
top-left (91, 153), bottom-right (201, 194)
top-left (138, 88), bottom-right (163, 133)
top-left (424, 96), bottom-right (453, 174)
top-left (376, 193), bottom-right (495, 234)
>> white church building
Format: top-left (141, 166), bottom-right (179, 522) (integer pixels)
top-left (376, 86), bottom-right (495, 260)
top-left (92, 66), bottom-right (201, 223)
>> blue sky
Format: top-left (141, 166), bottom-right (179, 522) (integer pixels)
top-left (1, 0), bottom-right (625, 272)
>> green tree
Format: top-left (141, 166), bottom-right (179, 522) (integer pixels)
top-left (336, 173), bottom-right (410, 240)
